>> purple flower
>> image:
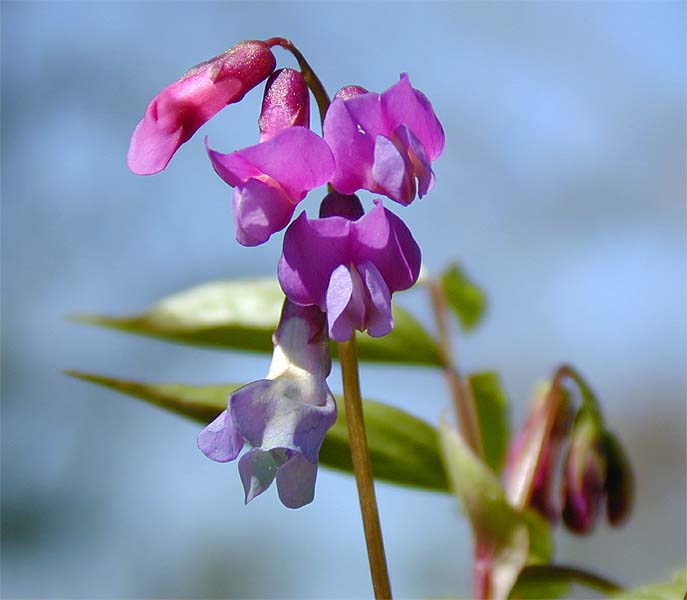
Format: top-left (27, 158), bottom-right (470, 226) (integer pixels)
top-left (278, 194), bottom-right (421, 341)
top-left (207, 128), bottom-right (335, 246)
top-left (323, 74), bottom-right (445, 205)
top-left (197, 301), bottom-right (337, 509)
top-left (128, 40), bottom-right (276, 175)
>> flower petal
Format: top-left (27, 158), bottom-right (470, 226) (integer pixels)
top-left (231, 179), bottom-right (296, 246)
top-left (234, 127), bottom-right (335, 200)
top-left (381, 73), bottom-right (445, 160)
top-left (393, 124), bottom-right (435, 198)
top-left (352, 201), bottom-right (421, 293)
top-left (197, 409), bottom-right (244, 463)
top-left (358, 261), bottom-right (393, 338)
top-left (326, 265), bottom-right (366, 342)
top-left (238, 448), bottom-right (287, 504)
top-left (278, 212), bottom-right (352, 308)
top-left (372, 134), bottom-right (414, 204)
top-left (276, 453), bottom-right (319, 509)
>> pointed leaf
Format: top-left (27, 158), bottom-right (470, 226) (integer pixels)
top-left (73, 279), bottom-right (441, 367)
top-left (66, 371), bottom-right (449, 492)
top-left (469, 371), bottom-right (510, 474)
top-left (611, 568), bottom-right (685, 600)
top-left (440, 262), bottom-right (487, 331)
top-left (510, 564), bottom-right (624, 599)
top-left (439, 415), bottom-right (552, 600)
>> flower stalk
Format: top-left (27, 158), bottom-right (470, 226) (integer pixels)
top-left (339, 336), bottom-right (393, 600)
top-left (427, 277), bottom-right (483, 457)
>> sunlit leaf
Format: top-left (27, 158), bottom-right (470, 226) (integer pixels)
top-left (66, 371), bottom-right (449, 492)
top-left (73, 279), bottom-right (442, 367)
top-left (439, 416), bottom-right (552, 600)
top-left (440, 262), bottom-right (487, 331)
top-left (469, 371), bottom-right (510, 474)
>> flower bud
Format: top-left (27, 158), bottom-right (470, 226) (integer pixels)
top-left (318, 191), bottom-right (364, 220)
top-left (561, 411), bottom-right (606, 534)
top-left (128, 40), bottom-right (276, 175)
top-left (333, 85), bottom-right (369, 101)
top-left (603, 431), bottom-right (634, 526)
top-left (258, 68), bottom-right (310, 142)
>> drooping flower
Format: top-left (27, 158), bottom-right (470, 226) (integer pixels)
top-left (197, 301), bottom-right (336, 509)
top-left (278, 194), bottom-right (421, 341)
top-left (207, 68), bottom-right (334, 247)
top-left (323, 74), bottom-right (445, 205)
top-left (128, 40), bottom-right (276, 175)
top-left (561, 410), bottom-right (606, 534)
top-left (602, 431), bottom-right (634, 526)
top-left (207, 128), bottom-right (334, 246)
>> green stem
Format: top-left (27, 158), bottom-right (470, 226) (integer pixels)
top-left (339, 337), bottom-right (393, 600)
top-left (427, 277), bottom-right (483, 457)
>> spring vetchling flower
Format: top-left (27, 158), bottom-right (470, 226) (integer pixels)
top-left (197, 301), bottom-right (336, 509)
top-left (128, 40), bottom-right (276, 176)
top-left (278, 193), bottom-right (421, 341)
top-left (323, 74), bottom-right (445, 205)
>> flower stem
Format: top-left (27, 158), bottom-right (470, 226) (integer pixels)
top-left (427, 277), bottom-right (483, 457)
top-left (339, 336), bottom-right (393, 600)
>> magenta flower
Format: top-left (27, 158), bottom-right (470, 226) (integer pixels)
top-left (207, 127), bottom-right (335, 246)
top-left (128, 40), bottom-right (276, 175)
top-left (197, 301), bottom-right (337, 509)
top-left (258, 68), bottom-right (310, 141)
top-left (323, 74), bottom-right (445, 205)
top-left (278, 194), bottom-right (421, 341)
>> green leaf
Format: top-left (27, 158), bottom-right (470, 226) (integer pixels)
top-left (469, 371), bottom-right (510, 474)
top-left (72, 278), bottom-right (442, 367)
top-left (66, 371), bottom-right (449, 492)
top-left (510, 564), bottom-right (624, 599)
top-left (438, 416), bottom-right (552, 600)
top-left (612, 568), bottom-right (686, 600)
top-left (440, 262), bottom-right (487, 331)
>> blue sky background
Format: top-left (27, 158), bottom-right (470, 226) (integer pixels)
top-left (2, 2), bottom-right (685, 598)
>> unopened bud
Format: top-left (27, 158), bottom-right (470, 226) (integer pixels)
top-left (603, 431), bottom-right (634, 526)
top-left (319, 191), bottom-right (364, 221)
top-left (333, 85), bottom-right (368, 101)
top-left (259, 68), bottom-right (310, 142)
top-left (561, 411), bottom-right (606, 534)
top-left (128, 40), bottom-right (276, 175)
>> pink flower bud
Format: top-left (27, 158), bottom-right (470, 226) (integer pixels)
top-left (258, 68), bottom-right (310, 142)
top-left (333, 85), bottom-right (369, 101)
top-left (128, 40), bottom-right (276, 175)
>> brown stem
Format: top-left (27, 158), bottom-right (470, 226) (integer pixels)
top-left (427, 278), bottom-right (483, 456)
top-left (339, 336), bottom-right (393, 600)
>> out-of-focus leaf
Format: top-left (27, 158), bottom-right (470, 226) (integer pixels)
top-left (611, 568), bottom-right (686, 600)
top-left (66, 371), bottom-right (449, 492)
top-left (439, 415), bottom-right (552, 600)
top-left (469, 371), bottom-right (510, 474)
top-left (510, 564), bottom-right (624, 599)
top-left (73, 279), bottom-right (442, 367)
top-left (440, 262), bottom-right (487, 331)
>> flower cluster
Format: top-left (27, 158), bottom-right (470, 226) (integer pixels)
top-left (128, 39), bottom-right (443, 507)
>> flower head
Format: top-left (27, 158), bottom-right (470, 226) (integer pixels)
top-left (206, 128), bottom-right (335, 246)
top-left (197, 301), bottom-right (337, 509)
top-left (323, 74), bottom-right (445, 205)
top-left (128, 40), bottom-right (276, 175)
top-left (278, 194), bottom-right (421, 341)
top-left (259, 68), bottom-right (310, 141)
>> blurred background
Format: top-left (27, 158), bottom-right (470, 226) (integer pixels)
top-left (2, 2), bottom-right (685, 598)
